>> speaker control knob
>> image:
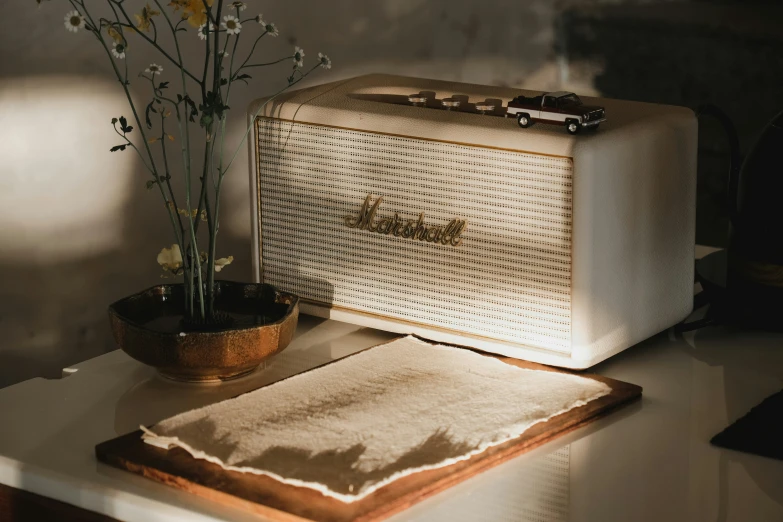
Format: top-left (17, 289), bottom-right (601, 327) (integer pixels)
top-left (475, 103), bottom-right (495, 114)
top-left (441, 98), bottom-right (460, 110)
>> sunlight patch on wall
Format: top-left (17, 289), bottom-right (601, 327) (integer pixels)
top-left (0, 76), bottom-right (134, 263)
top-left (221, 122), bottom-right (253, 241)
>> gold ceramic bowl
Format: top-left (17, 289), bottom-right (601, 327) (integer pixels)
top-left (108, 281), bottom-right (299, 382)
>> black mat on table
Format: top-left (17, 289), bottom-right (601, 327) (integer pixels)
top-left (711, 389), bottom-right (783, 461)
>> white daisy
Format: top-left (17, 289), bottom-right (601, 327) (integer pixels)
top-left (317, 52), bottom-right (331, 70)
top-left (230, 1), bottom-right (246, 11)
top-left (221, 15), bottom-right (241, 35)
top-left (145, 63), bottom-right (163, 75)
top-left (197, 22), bottom-right (215, 40)
top-left (265, 21), bottom-right (278, 36)
top-left (112, 42), bottom-right (126, 59)
top-left (293, 46), bottom-right (305, 68)
top-left (64, 10), bottom-right (85, 33)
top-left (254, 14), bottom-right (279, 36)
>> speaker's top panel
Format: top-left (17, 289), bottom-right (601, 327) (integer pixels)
top-left (248, 74), bottom-right (694, 159)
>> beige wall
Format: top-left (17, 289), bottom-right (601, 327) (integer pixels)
top-left (2, 0), bottom-right (613, 387)
top-left (8, 1), bottom-right (780, 387)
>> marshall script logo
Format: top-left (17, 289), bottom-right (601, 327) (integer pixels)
top-left (344, 194), bottom-right (467, 247)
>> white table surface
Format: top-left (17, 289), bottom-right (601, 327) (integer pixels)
top-left (1, 312), bottom-right (782, 522)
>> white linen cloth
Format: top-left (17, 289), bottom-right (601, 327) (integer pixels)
top-left (142, 336), bottom-right (611, 502)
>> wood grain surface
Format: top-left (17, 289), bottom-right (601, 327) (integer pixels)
top-left (96, 342), bottom-right (642, 522)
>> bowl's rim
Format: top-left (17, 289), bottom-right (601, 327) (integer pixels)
top-left (108, 280), bottom-right (299, 337)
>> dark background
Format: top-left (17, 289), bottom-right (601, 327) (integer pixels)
top-left (1, 0), bottom-right (781, 388)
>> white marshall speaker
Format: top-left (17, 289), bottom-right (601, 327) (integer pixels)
top-left (248, 74), bottom-right (697, 368)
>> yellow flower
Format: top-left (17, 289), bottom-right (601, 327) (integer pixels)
top-left (181, 0), bottom-right (214, 28)
top-left (214, 256), bottom-right (233, 272)
top-left (107, 26), bottom-right (124, 44)
top-left (168, 0), bottom-right (188, 10)
top-left (135, 3), bottom-right (161, 32)
top-left (157, 244), bottom-right (183, 273)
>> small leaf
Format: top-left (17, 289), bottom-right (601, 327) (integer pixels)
top-left (125, 125), bottom-right (133, 134)
top-left (148, 137), bottom-right (159, 144)
top-left (144, 101), bottom-right (156, 129)
top-left (176, 94), bottom-right (183, 103)
top-left (119, 116), bottom-right (128, 130)
top-left (183, 96), bottom-right (198, 123)
top-left (167, 134), bottom-right (175, 141)
top-left (145, 180), bottom-right (157, 190)
top-left (158, 81), bottom-right (169, 90)
top-left (110, 144), bottom-right (127, 152)
top-left (220, 78), bottom-right (228, 86)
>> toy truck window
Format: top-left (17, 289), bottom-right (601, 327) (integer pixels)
top-left (558, 94), bottom-right (582, 107)
top-left (542, 96), bottom-right (557, 109)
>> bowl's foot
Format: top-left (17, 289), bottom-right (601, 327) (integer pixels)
top-left (158, 365), bottom-right (259, 383)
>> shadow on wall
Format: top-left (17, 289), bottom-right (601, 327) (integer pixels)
top-left (0, 73), bottom-right (259, 389)
top-left (560, 2), bottom-right (783, 248)
top-left (0, 76), bottom-right (169, 387)
top-left (0, 0), bottom-right (578, 389)
top-left (5, 0), bottom-right (780, 387)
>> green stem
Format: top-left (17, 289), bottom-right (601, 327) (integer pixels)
top-left (200, 8), bottom-right (212, 100)
top-left (203, 0), bottom-right (225, 317)
top-left (222, 64), bottom-right (321, 175)
top-left (201, 0), bottom-right (218, 25)
top-left (80, 0), bottom-right (186, 284)
top-left (157, 111), bottom-right (187, 250)
top-left (238, 56), bottom-right (291, 73)
top-left (113, 123), bottom-right (154, 174)
top-left (226, 32), bottom-right (241, 90)
top-left (233, 31), bottom-right (268, 73)
top-left (193, 143), bottom-right (214, 237)
top-left (109, 0), bottom-right (203, 86)
top-left (212, 0), bottom-right (224, 95)
top-left (208, 68), bottom-right (321, 314)
top-left (153, 0), bottom-right (202, 318)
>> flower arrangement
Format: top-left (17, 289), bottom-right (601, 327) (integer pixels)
top-left (43, 0), bottom-right (331, 327)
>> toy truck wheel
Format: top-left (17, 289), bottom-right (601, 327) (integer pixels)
top-left (566, 119), bottom-right (581, 135)
top-left (517, 113), bottom-right (532, 128)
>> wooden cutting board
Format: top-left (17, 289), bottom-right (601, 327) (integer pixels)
top-left (95, 344), bottom-right (641, 522)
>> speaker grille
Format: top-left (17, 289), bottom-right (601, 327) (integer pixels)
top-left (256, 118), bottom-right (573, 353)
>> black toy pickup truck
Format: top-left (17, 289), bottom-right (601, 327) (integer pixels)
top-left (506, 91), bottom-right (605, 134)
